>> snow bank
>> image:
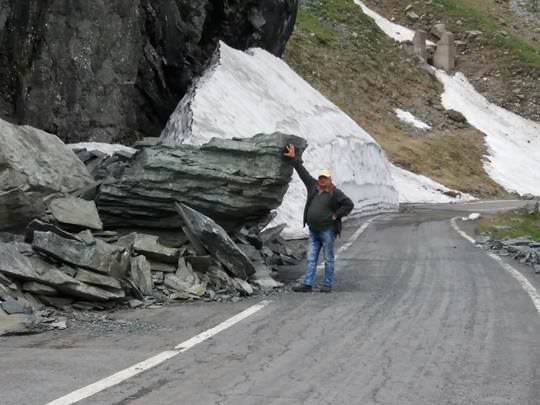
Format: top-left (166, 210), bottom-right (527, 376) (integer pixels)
top-left (356, 0), bottom-right (540, 197)
top-left (68, 142), bottom-right (137, 157)
top-left (436, 72), bottom-right (540, 195)
top-left (161, 42), bottom-right (399, 238)
top-left (354, 0), bottom-right (415, 43)
top-left (391, 166), bottom-right (474, 203)
top-left (395, 109), bottom-right (432, 130)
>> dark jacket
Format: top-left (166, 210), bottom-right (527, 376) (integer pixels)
top-left (293, 158), bottom-right (354, 236)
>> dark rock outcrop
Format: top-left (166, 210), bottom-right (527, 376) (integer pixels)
top-left (96, 133), bottom-right (307, 229)
top-left (0, 0), bottom-right (298, 143)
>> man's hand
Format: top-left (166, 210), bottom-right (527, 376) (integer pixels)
top-left (284, 144), bottom-right (296, 159)
top-left (332, 214), bottom-right (337, 220)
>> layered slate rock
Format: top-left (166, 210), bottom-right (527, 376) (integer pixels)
top-left (97, 133), bottom-right (306, 228)
top-left (0, 1), bottom-right (298, 143)
top-left (0, 119), bottom-right (94, 231)
top-left (129, 256), bottom-right (153, 296)
top-left (31, 231), bottom-right (129, 277)
top-left (176, 203), bottom-right (255, 280)
top-left (0, 243), bottom-right (125, 301)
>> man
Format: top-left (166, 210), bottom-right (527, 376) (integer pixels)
top-left (284, 144), bottom-right (354, 293)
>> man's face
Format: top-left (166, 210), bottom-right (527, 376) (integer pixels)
top-left (318, 176), bottom-right (332, 189)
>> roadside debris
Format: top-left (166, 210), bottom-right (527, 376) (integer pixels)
top-left (477, 236), bottom-right (540, 275)
top-left (0, 127), bottom-right (307, 335)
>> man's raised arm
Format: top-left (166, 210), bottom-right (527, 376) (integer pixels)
top-left (283, 144), bottom-right (316, 189)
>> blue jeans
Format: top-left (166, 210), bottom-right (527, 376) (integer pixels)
top-left (304, 227), bottom-right (336, 287)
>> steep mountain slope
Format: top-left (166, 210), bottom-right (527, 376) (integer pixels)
top-left (283, 0), bottom-right (537, 197)
top-left (363, 0), bottom-right (540, 122)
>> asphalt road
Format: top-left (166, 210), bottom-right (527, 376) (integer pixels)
top-left (1, 202), bottom-right (539, 405)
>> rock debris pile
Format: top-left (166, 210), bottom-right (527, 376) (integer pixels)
top-left (0, 118), bottom-right (307, 335)
top-left (479, 236), bottom-right (540, 275)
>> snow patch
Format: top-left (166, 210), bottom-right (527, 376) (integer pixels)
top-left (391, 166), bottom-right (474, 203)
top-left (68, 142), bottom-right (137, 157)
top-left (436, 72), bottom-right (540, 195)
top-left (354, 0), bottom-right (415, 42)
top-left (161, 42), bottom-right (399, 238)
top-left (461, 212), bottom-right (481, 221)
top-left (395, 108), bottom-right (432, 130)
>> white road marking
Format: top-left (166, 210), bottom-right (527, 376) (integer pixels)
top-left (316, 215), bottom-right (380, 270)
top-left (45, 300), bottom-right (271, 405)
top-left (451, 218), bottom-right (540, 316)
top-left (338, 216), bottom-right (379, 255)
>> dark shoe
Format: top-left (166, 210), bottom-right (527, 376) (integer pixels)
top-left (292, 284), bottom-right (313, 293)
top-left (320, 285), bottom-right (332, 293)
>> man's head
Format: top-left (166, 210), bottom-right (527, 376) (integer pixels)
top-left (318, 169), bottom-right (334, 191)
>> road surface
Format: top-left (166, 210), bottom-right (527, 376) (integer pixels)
top-left (1, 201), bottom-right (539, 405)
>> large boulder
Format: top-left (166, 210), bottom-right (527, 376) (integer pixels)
top-left (96, 133), bottom-right (306, 228)
top-left (0, 0), bottom-right (298, 143)
top-left (0, 119), bottom-right (94, 231)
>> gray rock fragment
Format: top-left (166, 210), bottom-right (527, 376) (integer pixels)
top-left (49, 197), bottom-right (103, 231)
top-left (0, 119), bottom-right (94, 230)
top-left (132, 234), bottom-right (180, 264)
top-left (152, 272), bottom-right (165, 285)
top-left (32, 231), bottom-right (129, 277)
top-left (176, 203), bottom-right (256, 279)
top-left (185, 256), bottom-right (213, 273)
top-left (164, 258), bottom-right (206, 297)
top-left (232, 278), bottom-right (254, 296)
top-left (251, 263), bottom-right (283, 290)
top-left (75, 269), bottom-right (122, 290)
top-left (0, 313), bottom-right (34, 336)
top-left (130, 256), bottom-right (154, 296)
top-left (22, 282), bottom-right (58, 297)
top-left (148, 261), bottom-right (177, 273)
top-left (38, 296), bottom-right (74, 309)
top-left (1, 298), bottom-right (32, 315)
top-left (0, 243), bottom-right (125, 301)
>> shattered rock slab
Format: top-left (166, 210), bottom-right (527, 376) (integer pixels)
top-left (176, 203), bottom-right (256, 280)
top-left (164, 258), bottom-right (206, 297)
top-left (32, 231), bottom-right (129, 276)
top-left (130, 256), bottom-right (154, 296)
top-left (0, 243), bottom-right (125, 301)
top-left (48, 197), bottom-right (103, 231)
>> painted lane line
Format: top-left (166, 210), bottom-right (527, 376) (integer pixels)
top-left (451, 218), bottom-right (540, 316)
top-left (316, 215), bottom-right (380, 270)
top-left (45, 300), bottom-right (271, 405)
top-left (338, 216), bottom-right (379, 255)
top-left (450, 217), bottom-right (476, 244)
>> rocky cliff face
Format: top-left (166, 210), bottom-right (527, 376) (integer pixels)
top-left (0, 0), bottom-right (297, 143)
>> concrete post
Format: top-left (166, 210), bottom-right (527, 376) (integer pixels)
top-left (413, 30), bottom-right (427, 61)
top-left (433, 32), bottom-right (456, 72)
